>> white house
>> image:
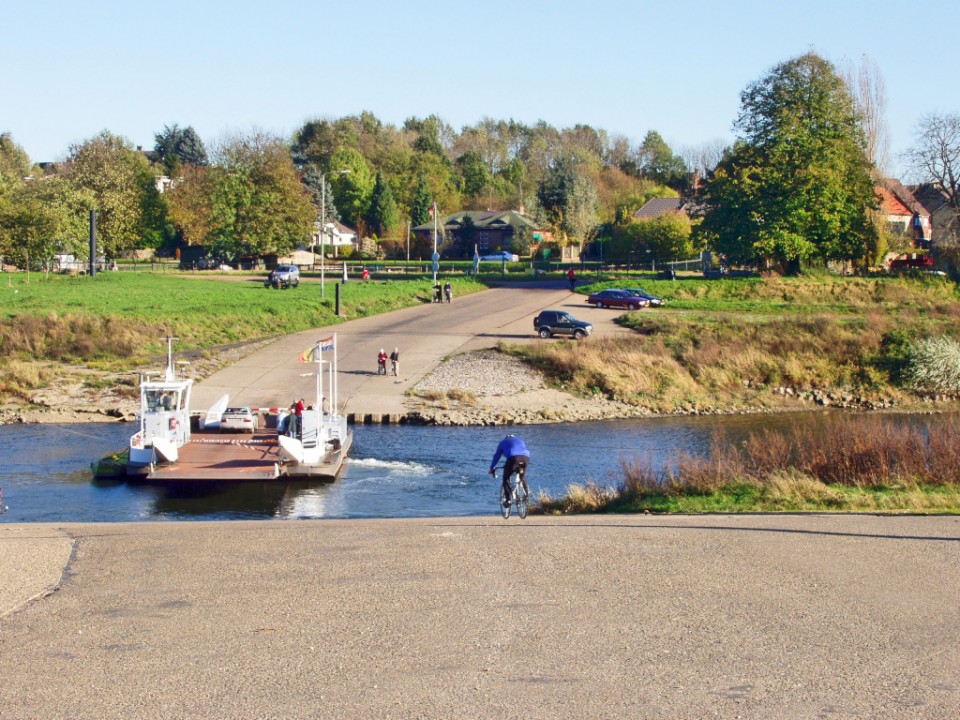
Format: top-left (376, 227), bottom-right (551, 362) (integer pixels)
top-left (312, 221), bottom-right (358, 253)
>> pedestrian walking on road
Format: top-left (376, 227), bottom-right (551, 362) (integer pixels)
top-left (567, 267), bottom-right (576, 291)
top-left (389, 348), bottom-right (400, 376)
top-left (444, 280), bottom-right (452, 303)
top-left (377, 349), bottom-right (388, 375)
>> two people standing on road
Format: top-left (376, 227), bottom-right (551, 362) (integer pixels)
top-left (432, 279), bottom-right (453, 303)
top-left (489, 433), bottom-right (530, 506)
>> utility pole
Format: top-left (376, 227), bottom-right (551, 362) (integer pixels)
top-left (431, 202), bottom-right (439, 285)
top-left (320, 169), bottom-right (350, 299)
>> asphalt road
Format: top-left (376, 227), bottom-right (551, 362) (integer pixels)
top-left (2, 515), bottom-right (959, 719)
top-left (190, 282), bottom-right (629, 418)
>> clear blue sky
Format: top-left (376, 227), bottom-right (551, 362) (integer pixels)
top-left (4, 0), bottom-right (957, 179)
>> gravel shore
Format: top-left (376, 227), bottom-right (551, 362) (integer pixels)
top-left (409, 349), bottom-right (655, 425)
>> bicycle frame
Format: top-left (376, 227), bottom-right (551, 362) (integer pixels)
top-left (495, 464), bottom-right (529, 519)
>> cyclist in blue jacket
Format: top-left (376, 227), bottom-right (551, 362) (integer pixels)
top-left (489, 433), bottom-right (530, 505)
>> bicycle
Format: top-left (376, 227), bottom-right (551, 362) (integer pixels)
top-left (495, 464), bottom-right (529, 519)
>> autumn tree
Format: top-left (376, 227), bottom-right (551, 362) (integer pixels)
top-left (0, 176), bottom-right (93, 271)
top-left (537, 154), bottom-right (598, 245)
top-left (328, 147), bottom-right (374, 228)
top-left (166, 164), bottom-right (216, 246)
top-left (207, 131), bottom-right (315, 258)
top-left (610, 213), bottom-right (693, 263)
top-left (68, 131), bottom-right (162, 256)
top-left (696, 52), bottom-right (877, 274)
top-left (637, 131), bottom-right (687, 188)
top-left (0, 132), bottom-right (31, 195)
top-left (457, 150), bottom-right (490, 199)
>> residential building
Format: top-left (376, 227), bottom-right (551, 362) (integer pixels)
top-left (412, 209), bottom-right (547, 258)
top-left (633, 197), bottom-right (689, 221)
top-left (877, 178), bottom-right (931, 251)
top-left (910, 183), bottom-right (957, 247)
top-left (312, 221), bottom-right (358, 252)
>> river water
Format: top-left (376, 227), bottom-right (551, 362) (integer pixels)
top-left (0, 412), bottom-right (934, 522)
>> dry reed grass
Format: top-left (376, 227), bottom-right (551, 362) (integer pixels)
top-left (518, 303), bottom-right (945, 410)
top-left (446, 388), bottom-right (477, 405)
top-left (0, 359), bottom-right (57, 400)
top-left (542, 414), bottom-right (960, 514)
top-left (0, 313), bottom-right (157, 362)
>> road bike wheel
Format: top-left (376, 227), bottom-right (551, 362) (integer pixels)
top-left (499, 483), bottom-right (511, 519)
top-left (516, 482), bottom-right (529, 519)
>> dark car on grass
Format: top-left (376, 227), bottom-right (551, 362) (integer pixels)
top-left (623, 288), bottom-right (665, 307)
top-left (586, 289), bottom-right (649, 310)
top-left (533, 310), bottom-right (593, 339)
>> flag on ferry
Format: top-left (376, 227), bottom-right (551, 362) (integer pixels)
top-left (298, 345), bottom-right (319, 363)
top-left (298, 336), bottom-right (335, 363)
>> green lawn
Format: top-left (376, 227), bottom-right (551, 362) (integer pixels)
top-left (0, 271), bottom-right (484, 361)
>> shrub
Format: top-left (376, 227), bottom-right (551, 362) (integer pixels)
top-left (904, 336), bottom-right (960, 395)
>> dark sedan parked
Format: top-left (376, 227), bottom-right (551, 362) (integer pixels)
top-left (623, 288), bottom-right (665, 307)
top-left (586, 289), bottom-right (650, 310)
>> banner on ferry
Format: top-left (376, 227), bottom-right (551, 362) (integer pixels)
top-left (298, 336), bottom-right (335, 363)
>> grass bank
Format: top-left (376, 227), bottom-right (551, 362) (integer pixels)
top-left (508, 273), bottom-right (960, 413)
top-left (0, 271), bottom-right (483, 401)
top-left (537, 413), bottom-right (960, 514)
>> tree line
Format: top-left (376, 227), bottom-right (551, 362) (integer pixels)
top-left (1, 51), bottom-right (958, 273)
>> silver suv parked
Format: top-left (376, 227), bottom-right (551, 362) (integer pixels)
top-left (266, 264), bottom-right (300, 289)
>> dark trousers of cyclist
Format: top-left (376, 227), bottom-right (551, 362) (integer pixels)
top-left (502, 455), bottom-right (529, 502)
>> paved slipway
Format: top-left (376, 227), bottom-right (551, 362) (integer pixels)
top-left (1, 515), bottom-right (959, 718)
top-left (3, 286), bottom-right (959, 717)
top-left (189, 282), bottom-right (637, 423)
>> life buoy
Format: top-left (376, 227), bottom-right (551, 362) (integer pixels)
top-left (169, 417), bottom-right (178, 432)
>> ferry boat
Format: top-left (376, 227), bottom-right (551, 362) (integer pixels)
top-left (126, 337), bottom-right (195, 476)
top-left (94, 336), bottom-right (351, 482)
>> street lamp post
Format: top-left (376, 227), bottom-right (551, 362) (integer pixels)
top-left (431, 202), bottom-right (439, 286)
top-left (320, 169), bottom-right (350, 299)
